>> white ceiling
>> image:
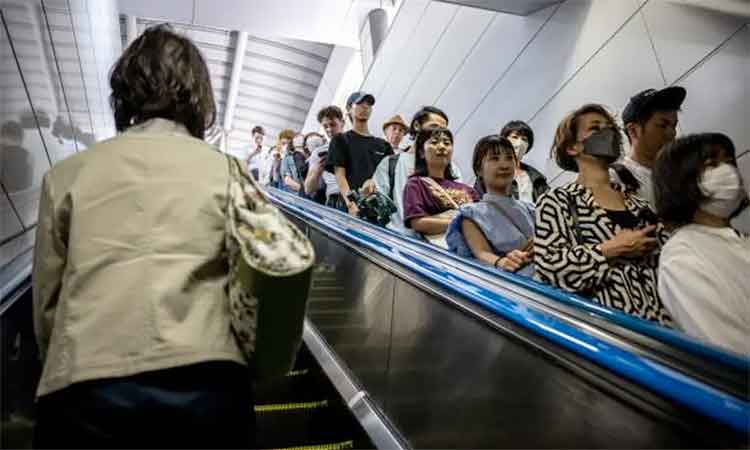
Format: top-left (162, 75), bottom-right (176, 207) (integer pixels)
top-left (120, 17), bottom-right (334, 156)
top-left (117, 0), bottom-right (394, 48)
top-left (432, 0), bottom-right (562, 15)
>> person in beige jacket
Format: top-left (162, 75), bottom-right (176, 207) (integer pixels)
top-left (32, 25), bottom-right (304, 448)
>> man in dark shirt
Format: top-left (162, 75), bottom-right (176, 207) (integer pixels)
top-left (326, 91), bottom-right (393, 216)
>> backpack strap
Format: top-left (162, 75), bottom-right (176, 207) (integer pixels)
top-left (611, 163), bottom-right (640, 193)
top-left (387, 154), bottom-right (400, 200)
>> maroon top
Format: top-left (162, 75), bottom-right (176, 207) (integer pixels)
top-left (403, 176), bottom-right (479, 228)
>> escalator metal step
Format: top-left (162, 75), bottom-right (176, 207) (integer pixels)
top-left (265, 440), bottom-right (355, 450)
top-left (255, 400), bottom-right (329, 413)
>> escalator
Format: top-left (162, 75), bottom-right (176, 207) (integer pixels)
top-left (267, 188), bottom-right (749, 449)
top-left (2, 187), bottom-right (748, 449)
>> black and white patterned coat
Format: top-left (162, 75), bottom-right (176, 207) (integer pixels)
top-left (534, 182), bottom-right (672, 327)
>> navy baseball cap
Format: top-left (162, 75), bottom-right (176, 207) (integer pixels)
top-left (622, 86), bottom-right (686, 124)
top-left (346, 91), bottom-right (375, 109)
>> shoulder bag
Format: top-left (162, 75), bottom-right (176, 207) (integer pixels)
top-left (225, 155), bottom-right (315, 380)
top-left (419, 177), bottom-right (461, 249)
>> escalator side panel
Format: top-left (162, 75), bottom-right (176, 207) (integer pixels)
top-left (300, 222), bottom-right (743, 448)
top-left (386, 278), bottom-right (695, 449)
top-left (305, 229), bottom-right (395, 407)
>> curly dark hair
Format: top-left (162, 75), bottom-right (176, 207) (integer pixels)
top-left (109, 24), bottom-right (216, 139)
top-left (653, 132), bottom-right (739, 227)
top-left (500, 120), bottom-right (534, 151)
top-left (413, 127), bottom-right (456, 180)
top-left (471, 135), bottom-right (516, 192)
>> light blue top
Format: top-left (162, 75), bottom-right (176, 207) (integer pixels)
top-left (446, 193), bottom-right (535, 277)
top-left (279, 152), bottom-right (301, 193)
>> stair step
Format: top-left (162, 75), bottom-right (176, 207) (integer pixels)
top-left (264, 439), bottom-right (355, 450)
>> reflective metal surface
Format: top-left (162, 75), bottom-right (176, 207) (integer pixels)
top-left (306, 231), bottom-right (395, 402)
top-left (271, 188), bottom-right (748, 448)
top-left (0, 281), bottom-right (40, 449)
top-left (0, 0), bottom-right (119, 294)
top-left (303, 320), bottom-right (408, 450)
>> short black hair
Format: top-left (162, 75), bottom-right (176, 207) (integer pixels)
top-left (110, 24), bottom-right (216, 139)
top-left (413, 127), bottom-right (456, 180)
top-left (472, 135), bottom-right (516, 192)
top-left (317, 105), bottom-right (343, 123)
top-left (624, 107), bottom-right (682, 145)
top-left (409, 106), bottom-right (449, 138)
top-left (251, 125), bottom-right (265, 136)
top-left (500, 120), bottom-right (534, 151)
top-left (653, 132), bottom-right (738, 227)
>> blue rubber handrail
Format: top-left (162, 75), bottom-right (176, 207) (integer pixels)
top-left (269, 188), bottom-right (749, 372)
top-left (269, 189), bottom-right (750, 434)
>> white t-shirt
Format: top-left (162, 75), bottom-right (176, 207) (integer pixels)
top-left (307, 143), bottom-right (339, 197)
top-left (610, 156), bottom-right (654, 207)
top-left (373, 151), bottom-right (463, 234)
top-left (246, 146), bottom-right (264, 171)
top-left (515, 170), bottom-right (534, 204)
top-left (258, 149), bottom-right (277, 186)
top-left (658, 224), bottom-right (750, 355)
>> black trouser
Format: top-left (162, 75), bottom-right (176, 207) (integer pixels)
top-left (250, 168), bottom-right (259, 181)
top-left (34, 361), bottom-right (254, 449)
top-left (326, 193), bottom-right (348, 212)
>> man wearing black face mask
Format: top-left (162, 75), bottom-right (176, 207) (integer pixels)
top-left (534, 103), bottom-right (673, 327)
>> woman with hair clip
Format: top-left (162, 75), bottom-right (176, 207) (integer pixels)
top-left (654, 133), bottom-right (749, 354)
top-left (533, 104), bottom-right (672, 326)
top-left (32, 25), bottom-right (312, 448)
top-left (446, 135), bottom-right (535, 276)
top-left (403, 127), bottom-right (479, 247)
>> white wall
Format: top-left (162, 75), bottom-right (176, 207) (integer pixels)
top-left (354, 0), bottom-right (749, 189)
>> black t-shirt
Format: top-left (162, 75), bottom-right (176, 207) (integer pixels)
top-left (326, 130), bottom-right (393, 191)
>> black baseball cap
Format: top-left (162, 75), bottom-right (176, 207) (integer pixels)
top-left (622, 86), bottom-right (686, 124)
top-left (346, 91), bottom-right (375, 109)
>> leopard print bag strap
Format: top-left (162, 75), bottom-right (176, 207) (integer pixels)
top-left (225, 154), bottom-right (315, 379)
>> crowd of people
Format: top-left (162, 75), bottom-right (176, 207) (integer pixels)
top-left (28, 23), bottom-right (747, 449)
top-left (246, 84), bottom-right (749, 355)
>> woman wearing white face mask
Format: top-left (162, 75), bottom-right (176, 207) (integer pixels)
top-left (654, 133), bottom-right (749, 355)
top-left (474, 121), bottom-right (549, 203)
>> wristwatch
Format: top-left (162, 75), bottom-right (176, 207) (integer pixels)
top-left (346, 192), bottom-right (357, 204)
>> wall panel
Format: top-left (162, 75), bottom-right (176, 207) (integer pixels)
top-left (642, 0), bottom-right (746, 85)
top-left (360, 0), bottom-right (430, 99)
top-left (366, 1), bottom-right (458, 132)
top-left (529, 11), bottom-right (663, 180)
top-left (356, 0), bottom-right (746, 188)
top-left (679, 25), bottom-right (749, 153)
top-left (452, 0), bottom-right (641, 177)
top-left (435, 5), bottom-right (554, 133)
top-left (395, 5), bottom-right (494, 120)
